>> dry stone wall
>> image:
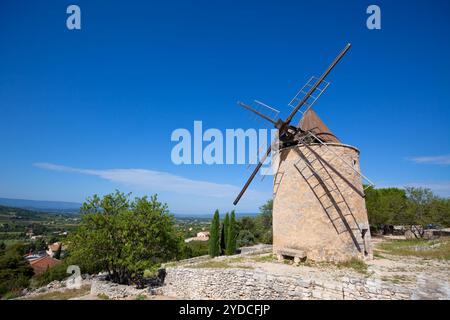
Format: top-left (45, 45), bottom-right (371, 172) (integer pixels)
top-left (90, 278), bottom-right (148, 299)
top-left (162, 267), bottom-right (413, 300)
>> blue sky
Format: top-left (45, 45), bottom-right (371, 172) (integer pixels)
top-left (0, 0), bottom-right (449, 214)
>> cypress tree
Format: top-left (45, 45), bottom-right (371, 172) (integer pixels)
top-left (226, 210), bottom-right (237, 255)
top-left (220, 223), bottom-right (225, 255)
top-left (220, 213), bottom-right (230, 254)
top-left (209, 210), bottom-right (220, 257)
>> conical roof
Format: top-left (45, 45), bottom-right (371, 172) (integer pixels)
top-left (298, 108), bottom-right (340, 143)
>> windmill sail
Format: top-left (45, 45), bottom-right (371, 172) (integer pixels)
top-left (233, 44), bottom-right (352, 206)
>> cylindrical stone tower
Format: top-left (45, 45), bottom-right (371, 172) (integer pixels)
top-left (272, 109), bottom-right (373, 262)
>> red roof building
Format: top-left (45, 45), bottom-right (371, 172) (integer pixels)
top-left (30, 256), bottom-right (61, 275)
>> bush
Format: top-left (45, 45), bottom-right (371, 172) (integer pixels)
top-left (181, 240), bottom-right (209, 259)
top-left (236, 230), bottom-right (256, 247)
top-left (234, 200), bottom-right (273, 246)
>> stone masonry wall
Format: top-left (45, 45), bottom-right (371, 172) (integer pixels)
top-left (162, 267), bottom-right (412, 300)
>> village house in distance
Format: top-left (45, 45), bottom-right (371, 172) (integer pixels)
top-left (185, 231), bottom-right (210, 243)
top-left (24, 241), bottom-right (63, 275)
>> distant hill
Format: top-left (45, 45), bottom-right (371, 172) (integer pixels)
top-left (0, 198), bottom-right (81, 214)
top-left (0, 204), bottom-right (51, 220)
top-left (0, 198), bottom-right (258, 217)
top-left (174, 212), bottom-right (259, 219)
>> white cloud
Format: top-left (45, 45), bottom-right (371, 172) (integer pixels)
top-left (33, 162), bottom-right (268, 201)
top-left (408, 155), bottom-right (450, 165)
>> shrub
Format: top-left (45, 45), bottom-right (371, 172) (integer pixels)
top-left (237, 230), bottom-right (256, 247)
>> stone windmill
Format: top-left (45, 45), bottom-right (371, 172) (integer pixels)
top-left (233, 44), bottom-right (374, 262)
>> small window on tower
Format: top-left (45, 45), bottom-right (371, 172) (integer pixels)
top-left (353, 159), bottom-right (357, 166)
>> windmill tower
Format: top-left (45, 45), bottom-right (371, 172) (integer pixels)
top-left (233, 44), bottom-right (374, 262)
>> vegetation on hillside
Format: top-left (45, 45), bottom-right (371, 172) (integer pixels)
top-left (0, 205), bottom-right (78, 245)
top-left (0, 243), bottom-right (34, 298)
top-left (232, 200), bottom-right (273, 248)
top-left (181, 240), bottom-right (209, 258)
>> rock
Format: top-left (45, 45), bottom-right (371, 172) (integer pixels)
top-left (149, 287), bottom-right (163, 296)
top-left (90, 278), bottom-right (148, 299)
top-left (47, 280), bottom-right (63, 290)
top-left (37, 287), bottom-right (48, 293)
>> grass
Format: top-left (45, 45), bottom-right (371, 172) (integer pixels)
top-left (381, 275), bottom-right (413, 284)
top-left (192, 260), bottom-right (233, 269)
top-left (287, 258), bottom-right (369, 274)
top-left (163, 261), bottom-right (178, 268)
top-left (228, 256), bottom-right (245, 263)
top-left (23, 285), bottom-right (91, 300)
top-left (336, 258), bottom-right (368, 274)
top-left (373, 250), bottom-right (385, 259)
top-left (97, 293), bottom-right (110, 300)
top-left (135, 294), bottom-right (147, 300)
top-left (251, 254), bottom-right (275, 263)
top-left (376, 238), bottom-right (450, 260)
top-left (192, 259), bottom-right (253, 269)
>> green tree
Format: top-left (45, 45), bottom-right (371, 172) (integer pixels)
top-left (47, 235), bottom-right (60, 244)
top-left (68, 191), bottom-right (182, 284)
top-left (181, 241), bottom-right (209, 259)
top-left (395, 187), bottom-right (435, 238)
top-left (53, 245), bottom-right (62, 260)
top-left (255, 199), bottom-right (273, 244)
top-left (429, 197), bottom-right (450, 227)
top-left (0, 244), bottom-right (34, 297)
top-left (365, 186), bottom-right (408, 230)
top-left (208, 210), bottom-right (220, 257)
top-left (27, 222), bottom-right (48, 236)
top-left (220, 213), bottom-right (229, 254)
top-left (34, 239), bottom-right (47, 252)
top-left (225, 211), bottom-right (237, 255)
top-left (237, 216), bottom-right (256, 233)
